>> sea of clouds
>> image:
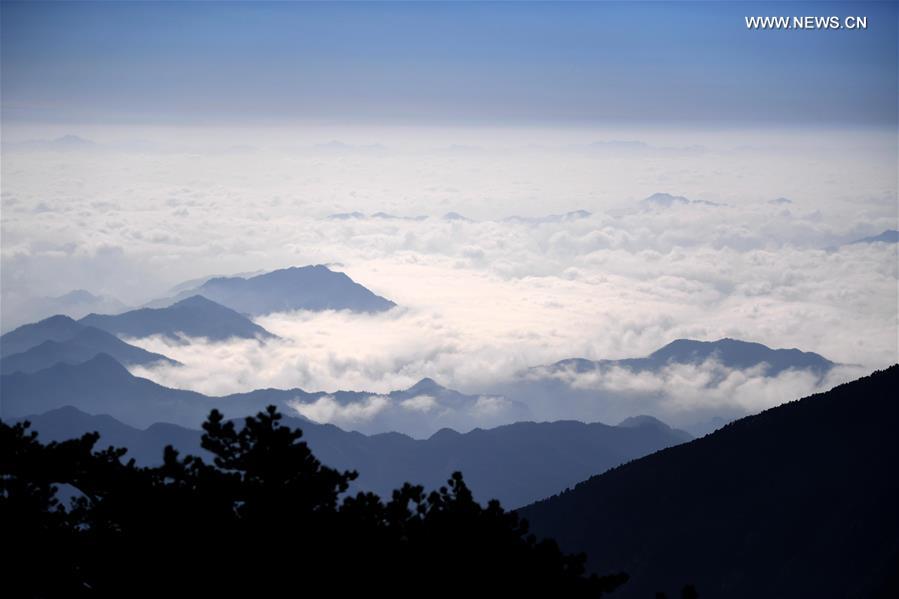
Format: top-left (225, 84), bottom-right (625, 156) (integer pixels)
top-left (2, 125), bottom-right (896, 430)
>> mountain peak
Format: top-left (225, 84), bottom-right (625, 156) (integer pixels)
top-left (406, 377), bottom-right (444, 394)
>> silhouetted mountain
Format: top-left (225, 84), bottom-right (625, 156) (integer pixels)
top-left (14, 405), bottom-right (690, 508)
top-left (547, 338), bottom-right (834, 377)
top-left (1, 325), bottom-right (178, 374)
top-left (80, 295), bottom-right (275, 341)
top-left (849, 229), bottom-right (899, 245)
top-left (519, 366), bottom-right (899, 598)
top-left (157, 265), bottom-right (396, 315)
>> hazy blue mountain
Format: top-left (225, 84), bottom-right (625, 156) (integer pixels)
top-left (0, 325), bottom-right (178, 374)
top-left (849, 229), bottom-right (899, 245)
top-left (519, 366), bottom-right (899, 598)
top-left (0, 315), bottom-right (86, 357)
top-left (617, 415), bottom-right (691, 440)
top-left (442, 211), bottom-right (472, 221)
top-left (13, 405), bottom-right (691, 508)
top-left (0, 354), bottom-right (236, 426)
top-left (546, 338), bottom-right (834, 378)
top-left (80, 295), bottom-right (275, 341)
top-left (157, 265), bottom-right (396, 315)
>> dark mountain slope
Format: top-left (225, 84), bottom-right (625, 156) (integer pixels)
top-left (80, 295), bottom-right (274, 341)
top-left (519, 366), bottom-right (899, 598)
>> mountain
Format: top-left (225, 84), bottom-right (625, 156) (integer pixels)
top-left (0, 315), bottom-right (86, 357)
top-left (641, 193), bottom-right (721, 208)
top-left (518, 366), bottom-right (899, 598)
top-left (217, 376), bottom-right (530, 438)
top-left (0, 289), bottom-right (129, 333)
top-left (586, 337), bottom-right (835, 377)
top-left (0, 356), bottom-right (517, 436)
top-left (3, 134), bottom-right (99, 153)
top-left (80, 295), bottom-right (275, 341)
top-left (154, 265), bottom-right (395, 315)
top-left (849, 229), bottom-right (899, 245)
top-left (495, 338), bottom-right (837, 429)
top-left (13, 405), bottom-right (691, 509)
top-left (0, 325), bottom-right (178, 374)
top-left (0, 354), bottom-right (236, 427)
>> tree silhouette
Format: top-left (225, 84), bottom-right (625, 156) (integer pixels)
top-left (2, 406), bottom-right (629, 597)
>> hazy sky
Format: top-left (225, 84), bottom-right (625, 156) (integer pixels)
top-left (3, 1), bottom-right (896, 127)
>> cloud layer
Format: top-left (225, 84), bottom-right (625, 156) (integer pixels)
top-left (2, 126), bottom-right (896, 431)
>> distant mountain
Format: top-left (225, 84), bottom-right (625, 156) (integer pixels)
top-left (1, 325), bottom-right (178, 374)
top-left (490, 338), bottom-right (837, 433)
top-left (617, 415), bottom-right (691, 440)
top-left (519, 366), bottom-right (899, 598)
top-left (3, 134), bottom-right (99, 153)
top-left (14, 405), bottom-right (691, 508)
top-left (155, 265), bottom-right (396, 315)
top-left (0, 354), bottom-right (254, 427)
top-left (641, 192), bottom-right (722, 208)
top-left (544, 338), bottom-right (834, 378)
top-left (221, 376), bottom-right (530, 438)
top-left (848, 229), bottom-right (899, 245)
top-left (80, 295), bottom-right (275, 341)
top-left (442, 211), bottom-right (472, 222)
top-left (0, 315), bottom-right (86, 357)
top-left (0, 289), bottom-right (129, 332)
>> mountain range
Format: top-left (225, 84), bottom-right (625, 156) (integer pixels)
top-left (518, 365), bottom-right (899, 598)
top-left (14, 405), bottom-right (690, 509)
top-left (0, 354), bottom-right (522, 436)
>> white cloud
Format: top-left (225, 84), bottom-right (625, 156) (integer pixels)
top-left (288, 394), bottom-right (390, 427)
top-left (400, 395), bottom-right (439, 413)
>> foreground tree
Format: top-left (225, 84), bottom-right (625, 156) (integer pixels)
top-left (1, 407), bottom-right (627, 597)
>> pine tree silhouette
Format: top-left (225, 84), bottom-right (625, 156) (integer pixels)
top-left (2, 406), bottom-right (630, 597)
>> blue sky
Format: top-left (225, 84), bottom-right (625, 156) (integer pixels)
top-left (2, 1), bottom-right (896, 126)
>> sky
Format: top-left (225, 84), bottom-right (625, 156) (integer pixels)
top-left (1, 1), bottom-right (897, 434)
top-left (2, 1), bottom-right (897, 127)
